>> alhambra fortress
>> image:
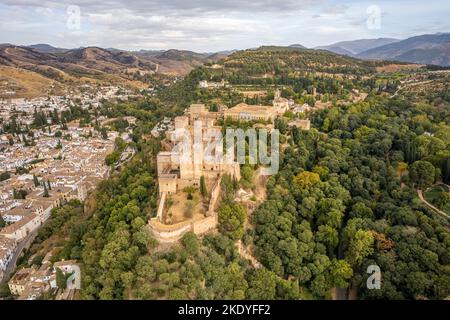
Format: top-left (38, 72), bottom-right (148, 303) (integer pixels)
top-left (148, 91), bottom-right (309, 242)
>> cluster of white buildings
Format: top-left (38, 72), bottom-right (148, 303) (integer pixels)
top-left (0, 88), bottom-right (136, 282)
top-left (8, 253), bottom-right (80, 300)
top-left (0, 85), bottom-right (132, 121)
top-left (0, 126), bottom-right (116, 278)
top-left (198, 79), bottom-right (228, 89)
top-left (0, 236), bottom-right (16, 276)
top-left (151, 117), bottom-right (174, 138)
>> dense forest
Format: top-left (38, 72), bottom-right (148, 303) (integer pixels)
top-left (252, 94), bottom-right (450, 299)
top-left (221, 47), bottom-right (383, 76)
top-left (70, 76), bottom-right (448, 299)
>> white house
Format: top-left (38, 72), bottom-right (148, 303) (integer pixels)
top-left (0, 235), bottom-right (17, 272)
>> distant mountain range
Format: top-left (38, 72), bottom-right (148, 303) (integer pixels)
top-left (316, 33), bottom-right (450, 66)
top-left (1, 32), bottom-right (449, 95)
top-left (0, 44), bottom-right (230, 98)
top-left (27, 43), bottom-right (68, 54)
top-left (3, 32), bottom-right (449, 69)
top-left (316, 38), bottom-right (400, 56)
top-left (356, 33), bottom-right (450, 66)
top-left (289, 44), bottom-right (307, 49)
top-left (0, 44), bottom-right (225, 77)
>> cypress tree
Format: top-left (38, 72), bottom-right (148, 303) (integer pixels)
top-left (442, 157), bottom-right (450, 185)
top-left (33, 174), bottom-right (39, 187)
top-left (200, 176), bottom-right (207, 198)
top-left (43, 183), bottom-right (49, 197)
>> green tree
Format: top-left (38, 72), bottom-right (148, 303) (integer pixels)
top-left (33, 174), bottom-right (39, 187)
top-left (56, 268), bottom-right (67, 289)
top-left (43, 183), bottom-right (49, 198)
top-left (13, 188), bottom-right (27, 199)
top-left (246, 269), bottom-right (277, 300)
top-left (0, 282), bottom-right (11, 298)
top-left (101, 127), bottom-right (108, 140)
top-left (409, 160), bottom-right (436, 189)
top-left (315, 225), bottom-right (339, 252)
top-left (0, 214), bottom-right (5, 228)
top-left (183, 186), bottom-right (196, 200)
top-left (0, 172), bottom-right (10, 182)
top-left (433, 191), bottom-right (450, 210)
top-left (329, 259), bottom-right (353, 288)
top-left (293, 171), bottom-right (320, 189)
top-left (200, 176), bottom-right (208, 198)
top-left (218, 203), bottom-right (246, 240)
top-left (310, 273), bottom-right (329, 297)
top-left (105, 151), bottom-right (120, 166)
top-left (350, 202), bottom-right (374, 219)
top-left (181, 232), bottom-right (199, 255)
top-left (345, 230), bottom-right (374, 267)
top-left (442, 157), bottom-right (450, 184)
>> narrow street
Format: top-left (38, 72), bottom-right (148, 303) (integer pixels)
top-left (0, 231), bottom-right (37, 284)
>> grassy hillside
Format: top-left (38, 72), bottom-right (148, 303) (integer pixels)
top-left (0, 45), bottom-right (222, 97)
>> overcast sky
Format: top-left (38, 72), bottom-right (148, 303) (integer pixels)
top-left (0, 0), bottom-right (449, 52)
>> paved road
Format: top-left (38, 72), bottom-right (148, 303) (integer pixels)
top-left (66, 265), bottom-right (81, 290)
top-left (331, 287), bottom-right (348, 300)
top-left (390, 80), bottom-right (434, 98)
top-left (333, 288), bottom-right (348, 300)
top-left (417, 189), bottom-right (450, 219)
top-left (114, 147), bottom-right (136, 169)
top-left (0, 231), bottom-right (37, 284)
top-left (332, 226), bottom-right (349, 300)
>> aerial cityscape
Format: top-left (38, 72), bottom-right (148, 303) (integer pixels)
top-left (0, 0), bottom-right (449, 307)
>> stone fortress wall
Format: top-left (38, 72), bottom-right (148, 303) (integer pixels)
top-left (149, 178), bottom-right (221, 243)
top-left (149, 93), bottom-right (291, 243)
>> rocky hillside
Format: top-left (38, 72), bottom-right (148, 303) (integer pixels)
top-left (0, 45), bottom-right (229, 97)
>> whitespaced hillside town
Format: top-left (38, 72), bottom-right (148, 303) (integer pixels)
top-left (0, 86), bottom-right (138, 294)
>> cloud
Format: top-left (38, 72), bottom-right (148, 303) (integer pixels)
top-left (1, 0), bottom-right (323, 50)
top-left (1, 0), bottom-right (321, 14)
top-left (0, 0), bottom-right (449, 51)
top-left (322, 4), bottom-right (349, 15)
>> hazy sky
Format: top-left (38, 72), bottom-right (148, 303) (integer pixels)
top-left (0, 0), bottom-right (449, 52)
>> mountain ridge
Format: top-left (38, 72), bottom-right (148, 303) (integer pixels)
top-left (357, 33), bottom-right (450, 66)
top-left (316, 38), bottom-right (400, 56)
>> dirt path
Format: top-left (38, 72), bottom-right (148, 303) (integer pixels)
top-left (417, 189), bottom-right (450, 219)
top-left (241, 167), bottom-right (268, 229)
top-left (253, 167), bottom-right (268, 204)
top-left (235, 168), bottom-right (268, 268)
top-left (390, 80), bottom-right (434, 98)
top-left (236, 240), bottom-right (261, 268)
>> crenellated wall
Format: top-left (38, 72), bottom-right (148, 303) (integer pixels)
top-left (148, 215), bottom-right (218, 243)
